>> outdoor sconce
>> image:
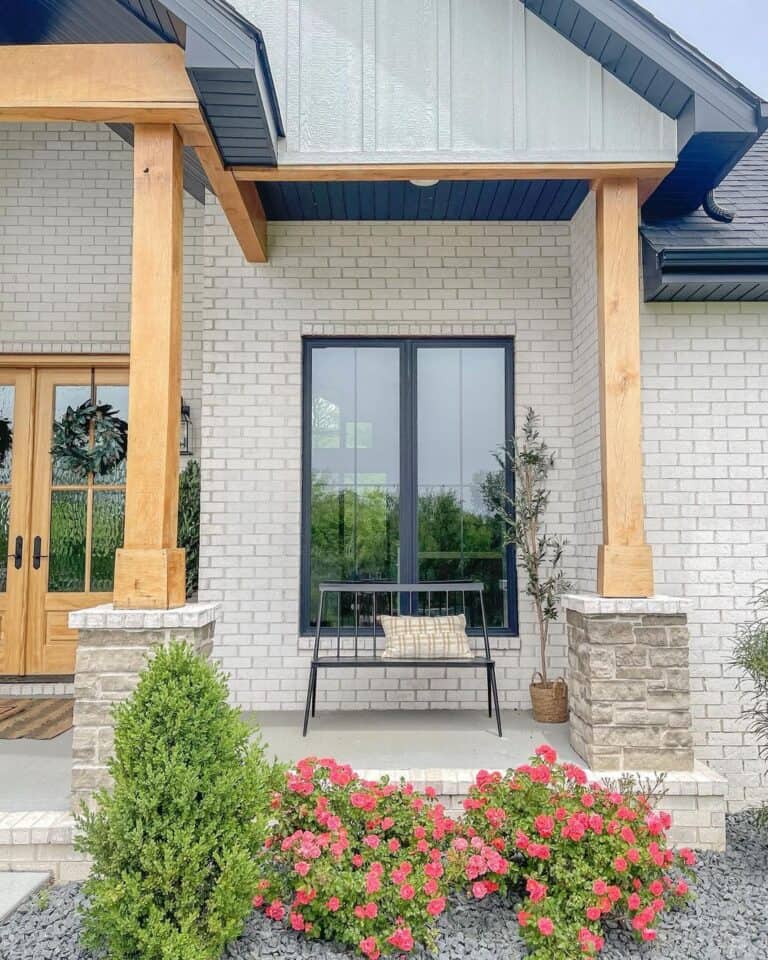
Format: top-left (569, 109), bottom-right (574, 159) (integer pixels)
top-left (180, 398), bottom-right (192, 456)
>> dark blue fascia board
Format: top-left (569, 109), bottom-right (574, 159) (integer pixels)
top-left (524, 0), bottom-right (767, 218)
top-left (642, 237), bottom-right (768, 301)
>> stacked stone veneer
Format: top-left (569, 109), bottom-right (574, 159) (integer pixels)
top-left (69, 603), bottom-right (218, 810)
top-left (564, 596), bottom-right (694, 772)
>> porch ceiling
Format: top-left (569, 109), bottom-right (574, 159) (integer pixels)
top-left (259, 179), bottom-right (590, 222)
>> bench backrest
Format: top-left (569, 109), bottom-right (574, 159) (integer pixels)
top-left (312, 581), bottom-right (491, 660)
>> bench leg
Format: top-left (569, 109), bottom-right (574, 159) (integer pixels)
top-left (302, 665), bottom-right (317, 737)
top-left (486, 665), bottom-right (492, 718)
top-left (489, 664), bottom-right (503, 738)
top-left (311, 668), bottom-right (318, 717)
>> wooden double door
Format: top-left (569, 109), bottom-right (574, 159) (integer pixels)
top-left (0, 360), bottom-right (129, 676)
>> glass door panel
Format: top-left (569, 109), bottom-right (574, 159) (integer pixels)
top-left (0, 371), bottom-right (34, 675)
top-left (27, 368), bottom-right (128, 675)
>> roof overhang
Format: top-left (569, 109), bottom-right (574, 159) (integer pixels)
top-left (642, 242), bottom-right (768, 302)
top-left (0, 0), bottom-right (284, 171)
top-left (524, 0), bottom-right (768, 220)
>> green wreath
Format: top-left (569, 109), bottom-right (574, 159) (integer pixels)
top-left (0, 418), bottom-right (11, 470)
top-left (50, 401), bottom-right (128, 480)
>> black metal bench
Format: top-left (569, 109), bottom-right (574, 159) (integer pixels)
top-left (303, 581), bottom-right (502, 737)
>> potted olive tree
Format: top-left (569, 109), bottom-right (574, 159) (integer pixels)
top-left (496, 408), bottom-right (570, 723)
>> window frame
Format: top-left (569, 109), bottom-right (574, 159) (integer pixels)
top-left (300, 336), bottom-right (518, 636)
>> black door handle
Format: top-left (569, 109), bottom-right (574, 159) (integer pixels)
top-left (32, 536), bottom-right (47, 571)
top-left (9, 535), bottom-right (22, 570)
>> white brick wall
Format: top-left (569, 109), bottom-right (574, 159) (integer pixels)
top-left (642, 300), bottom-right (768, 807)
top-left (0, 122), bottom-right (204, 454)
top-left (570, 194), bottom-right (602, 592)
top-left (199, 203), bottom-right (576, 711)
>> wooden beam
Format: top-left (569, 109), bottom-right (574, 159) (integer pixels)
top-left (113, 124), bottom-right (185, 609)
top-left (232, 161), bottom-right (675, 183)
top-left (195, 141), bottom-right (268, 263)
top-left (0, 44), bottom-right (199, 124)
top-left (594, 178), bottom-right (654, 598)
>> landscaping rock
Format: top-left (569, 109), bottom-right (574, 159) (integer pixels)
top-left (1, 812), bottom-right (766, 960)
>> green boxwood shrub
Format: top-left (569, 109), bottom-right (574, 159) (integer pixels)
top-left (178, 459), bottom-right (201, 599)
top-left (76, 641), bottom-right (281, 960)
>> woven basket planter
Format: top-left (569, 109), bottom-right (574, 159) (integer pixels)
top-left (530, 675), bottom-right (568, 724)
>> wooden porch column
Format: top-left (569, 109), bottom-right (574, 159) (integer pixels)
top-left (113, 124), bottom-right (186, 609)
top-left (594, 178), bottom-right (654, 597)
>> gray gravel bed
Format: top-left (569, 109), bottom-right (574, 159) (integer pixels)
top-left (1, 812), bottom-right (766, 960)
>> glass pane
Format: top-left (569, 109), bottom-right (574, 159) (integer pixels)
top-left (91, 491), bottom-right (125, 591)
top-left (51, 385), bottom-right (92, 484)
top-left (0, 492), bottom-right (8, 593)
top-left (94, 385), bottom-right (129, 484)
top-left (417, 346), bottom-right (508, 628)
top-left (48, 491), bottom-right (86, 592)
top-left (0, 385), bottom-right (14, 484)
top-left (309, 346), bottom-right (400, 627)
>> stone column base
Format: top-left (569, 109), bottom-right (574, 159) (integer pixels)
top-left (562, 594), bottom-right (694, 772)
top-left (68, 602), bottom-right (219, 810)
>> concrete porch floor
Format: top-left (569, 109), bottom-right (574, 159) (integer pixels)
top-left (249, 708), bottom-right (580, 773)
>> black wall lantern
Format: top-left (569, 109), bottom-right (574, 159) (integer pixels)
top-left (180, 398), bottom-right (192, 456)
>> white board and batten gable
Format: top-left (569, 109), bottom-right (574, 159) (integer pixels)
top-left (234, 0), bottom-right (676, 165)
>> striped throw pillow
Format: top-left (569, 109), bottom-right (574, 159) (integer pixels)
top-left (379, 614), bottom-right (472, 660)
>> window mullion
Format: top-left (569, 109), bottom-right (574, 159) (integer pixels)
top-left (399, 342), bottom-right (417, 595)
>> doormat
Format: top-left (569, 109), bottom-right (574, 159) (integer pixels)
top-left (0, 698), bottom-right (74, 739)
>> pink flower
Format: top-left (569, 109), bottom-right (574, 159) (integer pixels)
top-left (586, 906), bottom-right (602, 921)
top-left (399, 884), bottom-right (415, 901)
top-left (592, 879), bottom-right (608, 897)
top-left (350, 792), bottom-right (377, 812)
top-left (679, 848), bottom-right (696, 866)
top-left (352, 854), bottom-right (364, 868)
top-left (537, 917), bottom-right (554, 936)
top-left (534, 815), bottom-right (555, 838)
top-left (387, 928), bottom-right (414, 952)
top-left (535, 744), bottom-right (557, 765)
top-left (424, 861), bottom-right (443, 879)
top-left (517, 910), bottom-right (532, 927)
top-left (626, 847), bottom-right (640, 864)
top-left (526, 878), bottom-right (547, 903)
top-left (423, 878), bottom-right (439, 896)
top-left (620, 825), bottom-right (636, 845)
top-left (265, 900), bottom-right (285, 922)
top-left (627, 892), bottom-right (641, 911)
top-left (563, 763), bottom-right (588, 785)
top-left (363, 902), bottom-right (378, 919)
top-left (642, 928), bottom-right (657, 942)
top-left (530, 765), bottom-right (552, 784)
top-left (388, 838), bottom-right (401, 853)
top-left (326, 896), bottom-right (340, 912)
top-left (294, 861), bottom-right (310, 877)
top-left (452, 836), bottom-right (468, 852)
top-left (363, 834), bottom-right (380, 849)
top-left (607, 885), bottom-right (621, 904)
top-left (581, 793), bottom-right (596, 809)
top-left (290, 912), bottom-right (305, 931)
top-left (427, 897), bottom-right (447, 916)
top-left (472, 881), bottom-right (488, 900)
top-left (359, 935), bottom-right (380, 959)
top-left (329, 764), bottom-right (353, 787)
top-left (649, 880), bottom-right (664, 897)
top-left (485, 807), bottom-right (506, 829)
top-left (675, 880), bottom-right (689, 896)
top-left (613, 856), bottom-right (628, 872)
top-left (366, 873), bottom-right (381, 895)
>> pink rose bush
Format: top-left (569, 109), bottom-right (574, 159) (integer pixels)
top-left (448, 745), bottom-right (696, 959)
top-left (255, 757), bottom-right (456, 958)
top-left (255, 748), bottom-right (696, 959)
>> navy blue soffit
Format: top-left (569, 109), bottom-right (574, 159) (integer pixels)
top-left (0, 0), bottom-right (283, 169)
top-left (524, 0), bottom-right (768, 220)
top-left (259, 180), bottom-right (590, 222)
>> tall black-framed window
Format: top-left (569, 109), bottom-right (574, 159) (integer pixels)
top-left (301, 337), bottom-right (517, 634)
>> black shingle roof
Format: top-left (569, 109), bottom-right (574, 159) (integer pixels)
top-left (643, 130), bottom-right (768, 250)
top-left (641, 131), bottom-right (768, 302)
